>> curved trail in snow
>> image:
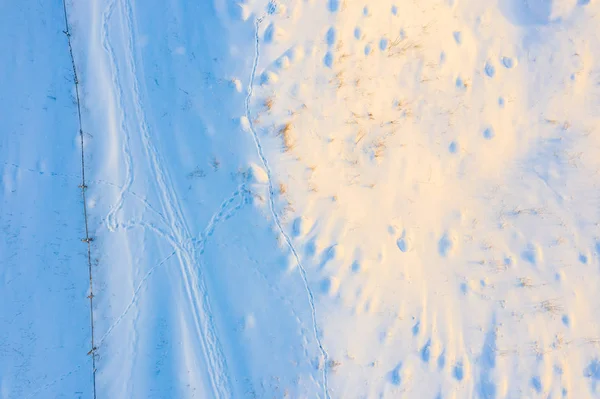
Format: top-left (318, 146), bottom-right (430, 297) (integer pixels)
top-left (98, 3), bottom-right (330, 397)
top-left (111, 0), bottom-right (235, 397)
top-left (101, 0), bottom-right (135, 233)
top-left (97, 183), bottom-right (248, 348)
top-left (245, 16), bottom-right (331, 399)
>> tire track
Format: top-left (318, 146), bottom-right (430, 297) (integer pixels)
top-left (116, 1), bottom-right (235, 396)
top-left (98, 183), bottom-right (249, 347)
top-left (245, 15), bottom-right (331, 399)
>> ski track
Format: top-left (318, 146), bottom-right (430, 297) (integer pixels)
top-left (112, 0), bottom-right (235, 396)
top-left (245, 16), bottom-right (331, 399)
top-left (98, 183), bottom-right (248, 347)
top-left (101, 0), bottom-right (135, 233)
top-left (97, 2), bottom-right (328, 397)
top-left (95, 179), bottom-right (170, 227)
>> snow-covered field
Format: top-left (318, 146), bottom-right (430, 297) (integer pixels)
top-left (2, 0), bottom-right (600, 398)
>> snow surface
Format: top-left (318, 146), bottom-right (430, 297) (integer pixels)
top-left (2, 0), bottom-right (600, 398)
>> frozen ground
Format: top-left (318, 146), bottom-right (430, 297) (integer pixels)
top-left (2, 0), bottom-right (600, 398)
